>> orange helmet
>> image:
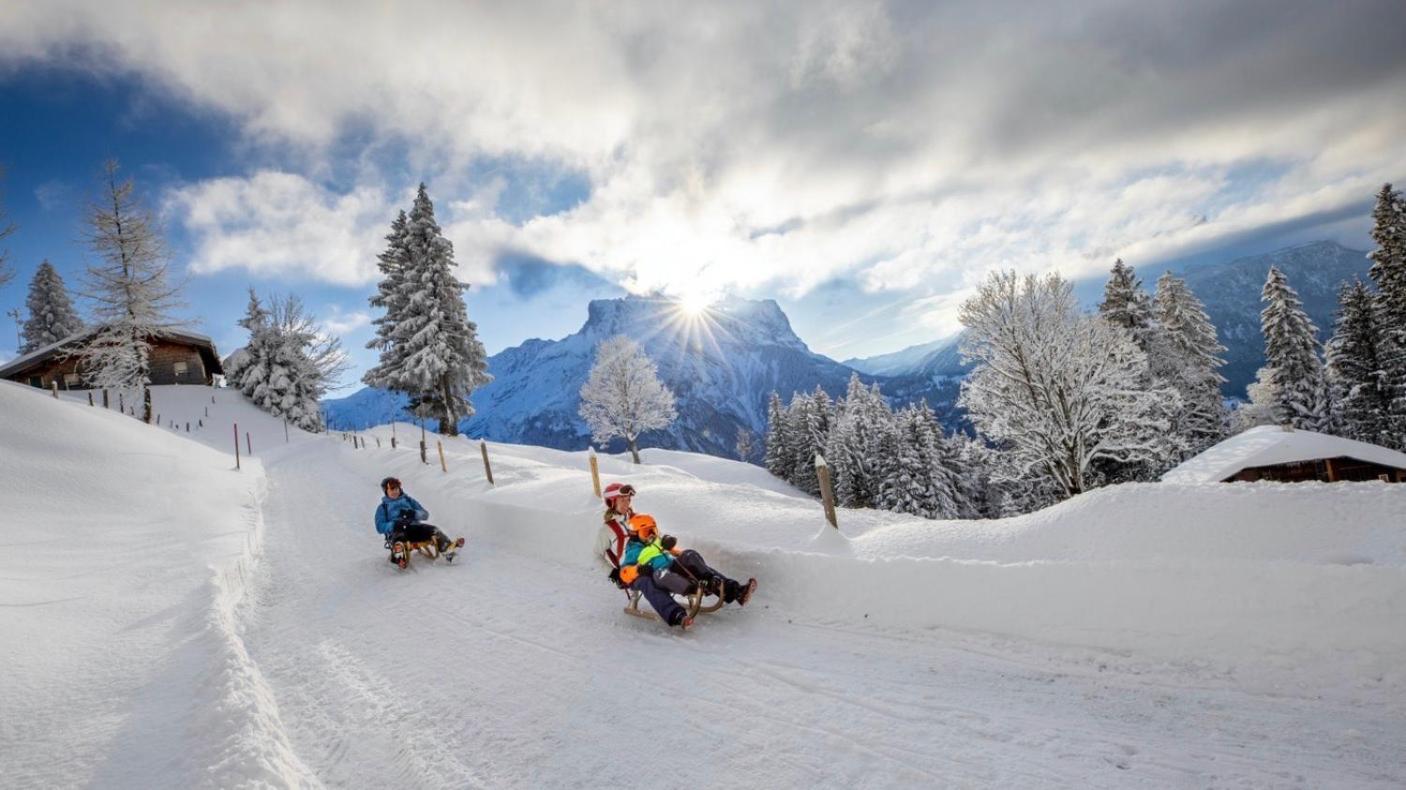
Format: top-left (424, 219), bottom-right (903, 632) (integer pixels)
top-left (627, 514), bottom-right (658, 541)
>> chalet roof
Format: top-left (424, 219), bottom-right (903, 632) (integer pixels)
top-left (1161, 425), bottom-right (1406, 483)
top-left (0, 326), bottom-right (223, 379)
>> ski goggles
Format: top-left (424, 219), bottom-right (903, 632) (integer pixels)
top-left (616, 485), bottom-right (636, 497)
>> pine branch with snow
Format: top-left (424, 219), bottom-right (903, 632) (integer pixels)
top-left (579, 335), bottom-right (677, 463)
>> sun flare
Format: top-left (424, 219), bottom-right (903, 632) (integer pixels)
top-left (677, 292), bottom-right (714, 317)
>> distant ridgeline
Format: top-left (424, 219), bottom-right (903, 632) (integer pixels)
top-left (323, 240), bottom-right (1370, 458)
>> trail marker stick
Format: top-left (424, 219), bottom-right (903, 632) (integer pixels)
top-left (589, 447), bottom-right (601, 498)
top-left (234, 423), bottom-right (241, 470)
top-left (438, 440), bottom-right (447, 472)
top-left (480, 439), bottom-right (495, 485)
top-left (815, 454), bottom-right (839, 530)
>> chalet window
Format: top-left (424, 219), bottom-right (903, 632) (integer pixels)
top-left (174, 361), bottom-right (189, 377)
top-left (63, 373), bottom-right (80, 387)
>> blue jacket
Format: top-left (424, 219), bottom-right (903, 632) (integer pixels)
top-left (375, 493), bottom-right (428, 535)
top-left (622, 536), bottom-right (673, 572)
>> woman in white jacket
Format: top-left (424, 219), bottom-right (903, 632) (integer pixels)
top-left (594, 481), bottom-right (635, 571)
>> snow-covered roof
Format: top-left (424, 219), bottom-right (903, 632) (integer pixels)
top-left (0, 326), bottom-right (220, 379)
top-left (1161, 425), bottom-right (1406, 483)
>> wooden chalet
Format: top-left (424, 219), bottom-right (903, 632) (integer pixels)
top-left (1161, 425), bottom-right (1406, 484)
top-left (0, 328), bottom-right (224, 390)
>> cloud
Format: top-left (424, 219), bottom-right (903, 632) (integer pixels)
top-left (34, 180), bottom-right (71, 211)
top-left (7, 0), bottom-right (1404, 331)
top-left (321, 307), bottom-right (372, 336)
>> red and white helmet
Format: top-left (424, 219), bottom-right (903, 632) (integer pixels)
top-left (603, 482), bottom-right (636, 508)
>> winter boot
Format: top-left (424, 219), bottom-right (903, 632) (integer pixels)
top-left (736, 578), bottom-right (757, 607)
top-left (678, 614), bottom-right (695, 632)
top-left (443, 537), bottom-right (465, 562)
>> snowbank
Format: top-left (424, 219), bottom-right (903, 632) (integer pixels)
top-left (0, 382), bottom-right (315, 787)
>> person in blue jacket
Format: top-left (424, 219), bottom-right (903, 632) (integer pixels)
top-left (375, 476), bottom-right (462, 565)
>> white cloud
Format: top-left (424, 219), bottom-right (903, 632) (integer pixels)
top-left (321, 308), bottom-right (372, 336)
top-left (7, 0), bottom-right (1404, 333)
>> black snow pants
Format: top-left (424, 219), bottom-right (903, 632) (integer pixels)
top-left (652, 550), bottom-right (747, 603)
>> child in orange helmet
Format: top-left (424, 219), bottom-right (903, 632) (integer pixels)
top-left (616, 513), bottom-right (756, 626)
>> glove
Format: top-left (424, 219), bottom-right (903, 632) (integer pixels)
top-left (619, 565), bottom-right (640, 585)
top-left (608, 568), bottom-right (627, 589)
top-left (396, 510), bottom-right (415, 526)
top-left (636, 563), bottom-right (655, 578)
top-left (660, 535), bottom-right (677, 551)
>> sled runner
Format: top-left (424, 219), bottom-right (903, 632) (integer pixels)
top-left (622, 586), bottom-right (725, 621)
top-left (388, 536), bottom-right (465, 570)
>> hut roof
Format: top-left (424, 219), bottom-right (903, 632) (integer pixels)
top-left (1161, 425), bottom-right (1406, 484)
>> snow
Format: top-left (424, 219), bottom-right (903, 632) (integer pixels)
top-left (1162, 424), bottom-right (1406, 483)
top-left (4, 382), bottom-right (1405, 787)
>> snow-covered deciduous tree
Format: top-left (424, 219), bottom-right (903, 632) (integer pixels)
top-left (1327, 280), bottom-right (1397, 448)
top-left (1260, 266), bottom-right (1332, 431)
top-left (1153, 272), bottom-right (1227, 456)
top-left (1367, 183), bottom-right (1406, 447)
top-left (958, 271), bottom-right (1176, 502)
top-left (1235, 367), bottom-right (1280, 431)
top-left (79, 160), bottom-right (183, 422)
top-left (364, 187), bottom-right (491, 435)
top-left (230, 290), bottom-right (348, 431)
top-left (579, 335), bottom-right (677, 464)
top-left (21, 260), bottom-right (85, 352)
top-left (0, 165), bottom-right (16, 288)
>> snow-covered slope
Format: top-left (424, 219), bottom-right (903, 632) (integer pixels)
top-left (6, 382), bottom-right (1406, 787)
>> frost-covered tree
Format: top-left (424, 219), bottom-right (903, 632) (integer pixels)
top-left (1260, 266), bottom-right (1332, 431)
top-left (579, 335), bottom-right (677, 463)
top-left (827, 374), bottom-right (893, 508)
top-left (734, 427), bottom-right (757, 464)
top-left (0, 166), bottom-right (16, 288)
top-left (232, 291), bottom-right (348, 431)
top-left (1098, 258), bottom-right (1154, 348)
top-left (364, 187), bottom-right (491, 435)
top-left (790, 386), bottom-right (835, 495)
top-left (1153, 272), bottom-right (1227, 456)
top-left (1235, 366), bottom-right (1280, 431)
top-left (877, 403), bottom-right (960, 519)
top-left (1367, 183), bottom-right (1406, 446)
top-left (763, 391), bottom-right (792, 478)
top-left (21, 260), bottom-right (85, 352)
top-left (958, 271), bottom-right (1176, 502)
top-left (1327, 280), bottom-right (1396, 448)
top-left (79, 160), bottom-right (183, 422)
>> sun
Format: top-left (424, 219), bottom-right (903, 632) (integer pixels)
top-left (677, 292), bottom-right (714, 317)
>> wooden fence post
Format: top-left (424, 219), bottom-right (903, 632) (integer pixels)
top-left (815, 454), bottom-right (839, 530)
top-left (246, 432), bottom-right (252, 455)
top-left (376, 437), bottom-right (381, 448)
top-left (119, 392), bottom-right (124, 413)
top-left (391, 423), bottom-right (397, 449)
top-left (437, 440), bottom-right (447, 472)
top-left (102, 389), bottom-right (109, 409)
top-left (185, 422), bottom-right (190, 432)
top-left (419, 422), bottom-right (428, 464)
top-left (480, 439), bottom-right (495, 486)
top-left (234, 423), bottom-right (241, 470)
top-left (588, 447), bottom-right (601, 498)
top-left (284, 418), bottom-right (289, 443)
top-left (50, 381), bottom-right (58, 399)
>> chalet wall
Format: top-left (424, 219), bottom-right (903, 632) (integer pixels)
top-left (7, 339), bottom-right (212, 389)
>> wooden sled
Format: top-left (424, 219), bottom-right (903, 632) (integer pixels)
top-left (389, 537), bottom-right (463, 570)
top-left (623, 586), bottom-right (725, 621)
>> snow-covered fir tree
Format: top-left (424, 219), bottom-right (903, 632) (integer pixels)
top-left (1098, 258), bottom-right (1154, 348)
top-left (363, 188), bottom-right (491, 435)
top-left (1367, 183), bottom-right (1406, 447)
top-left (1235, 367), bottom-right (1281, 431)
top-left (826, 374), bottom-right (892, 508)
top-left (958, 271), bottom-right (1176, 503)
top-left (877, 403), bottom-right (960, 519)
top-left (763, 391), bottom-right (792, 478)
top-left (1260, 266), bottom-right (1332, 431)
top-left (734, 427), bottom-right (757, 463)
top-left (790, 386), bottom-right (834, 496)
top-left (1327, 281), bottom-right (1397, 448)
top-left (79, 160), bottom-right (183, 422)
top-left (21, 260), bottom-right (85, 352)
top-left (231, 290), bottom-right (347, 431)
top-left (1152, 272), bottom-right (1227, 456)
top-left (579, 335), bottom-right (678, 463)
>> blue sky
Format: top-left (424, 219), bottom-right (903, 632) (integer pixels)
top-left (1, 2), bottom-right (1402, 392)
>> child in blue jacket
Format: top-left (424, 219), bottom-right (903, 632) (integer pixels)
top-left (375, 476), bottom-right (462, 564)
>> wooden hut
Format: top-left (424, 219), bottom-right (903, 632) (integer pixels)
top-left (0, 328), bottom-right (223, 390)
top-left (1161, 425), bottom-right (1406, 484)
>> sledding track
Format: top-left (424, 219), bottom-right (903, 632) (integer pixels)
top-left (235, 438), bottom-right (1406, 789)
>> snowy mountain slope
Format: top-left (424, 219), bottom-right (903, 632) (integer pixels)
top-left (329, 296), bottom-right (883, 456)
top-left (6, 383), bottom-right (1405, 786)
top-left (842, 335), bottom-right (956, 376)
